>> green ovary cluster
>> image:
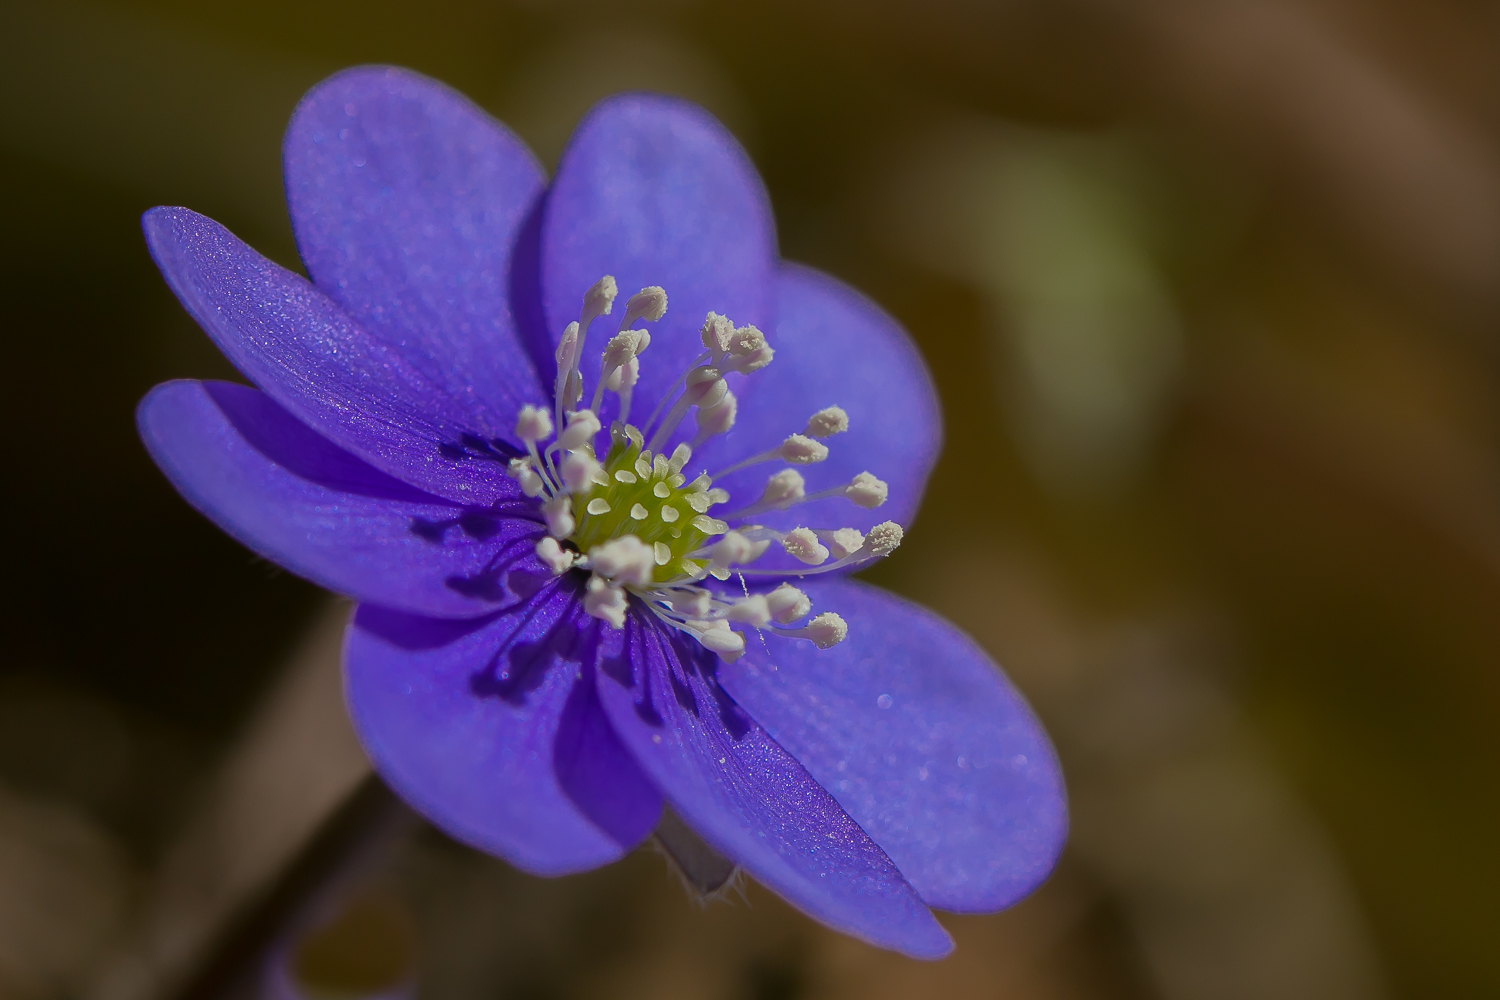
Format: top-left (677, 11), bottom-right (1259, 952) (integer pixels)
top-left (567, 430), bottom-right (726, 583)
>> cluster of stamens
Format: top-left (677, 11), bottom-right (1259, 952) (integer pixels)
top-left (506, 276), bottom-right (902, 663)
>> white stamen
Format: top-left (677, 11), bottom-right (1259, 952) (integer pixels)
top-left (559, 451), bottom-right (600, 493)
top-left (593, 329), bottom-right (650, 412)
top-left (704, 531), bottom-right (769, 571)
top-left (605, 356), bottom-right (639, 392)
top-left (515, 404), bottom-right (553, 444)
top-left (804, 406), bottom-right (848, 438)
top-left (584, 575), bottom-right (628, 629)
top-left (653, 541), bottom-right (672, 566)
top-left (562, 369), bottom-right (583, 409)
top-left (722, 325), bottom-right (774, 373)
top-left (620, 286), bottom-right (668, 328)
top-left (669, 444), bottom-right (692, 471)
top-left (781, 527), bottom-right (830, 565)
top-left (691, 515), bottom-right (729, 536)
top-left (725, 594), bottom-right (772, 627)
top-left (661, 506), bottom-right (680, 522)
top-left (506, 457), bottom-right (546, 497)
top-left (845, 472), bottom-right (888, 509)
top-left (554, 321), bottom-right (579, 375)
top-left (766, 583), bottom-right (811, 624)
top-left (682, 366), bottom-right (728, 408)
top-left (701, 312), bottom-right (734, 354)
top-left (779, 434), bottom-right (829, 465)
top-left (669, 588), bottom-right (713, 618)
top-left (543, 495), bottom-right (575, 538)
top-left (693, 390), bottom-right (737, 444)
top-left (691, 619), bottom-right (745, 662)
top-left (760, 469), bottom-right (805, 507)
top-left (558, 410), bottom-right (601, 452)
top-left (866, 521), bottom-right (904, 557)
top-left (614, 469), bottom-right (638, 484)
top-left (582, 275), bottom-right (618, 324)
top-left (792, 612), bottom-right (847, 649)
top-left (536, 537), bottom-right (575, 575)
top-left (590, 535), bottom-right (654, 586)
top-left (586, 498), bottom-right (612, 515)
top-left (630, 503), bottom-right (649, 520)
top-left (822, 527), bottom-right (865, 560)
top-left (602, 329), bottom-right (645, 371)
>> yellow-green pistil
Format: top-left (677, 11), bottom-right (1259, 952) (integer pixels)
top-left (567, 426), bottom-right (726, 582)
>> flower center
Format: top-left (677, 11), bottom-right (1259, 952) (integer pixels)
top-left (505, 275), bottom-right (903, 663)
top-left (567, 427), bottom-right (724, 582)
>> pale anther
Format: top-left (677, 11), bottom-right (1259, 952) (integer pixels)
top-left (725, 595), bottom-right (772, 627)
top-left (866, 520), bottom-right (904, 557)
top-left (683, 366), bottom-right (728, 409)
top-left (515, 404), bottom-right (553, 444)
top-left (845, 472), bottom-right (888, 509)
top-left (760, 469), bottom-right (805, 507)
top-left (701, 312), bottom-right (734, 353)
top-left (692, 619), bottom-right (745, 662)
top-left (766, 583), bottom-right (812, 624)
top-left (782, 527), bottom-right (830, 565)
top-left (694, 391), bottom-right (737, 442)
top-left (583, 275), bottom-right (617, 321)
top-left (630, 503), bottom-right (649, 520)
top-left (506, 457), bottom-right (545, 497)
top-left (804, 406), bottom-right (848, 438)
top-left (605, 356), bottom-right (639, 392)
top-left (543, 495), bottom-right (574, 538)
top-left (614, 469), bottom-right (637, 484)
top-left (803, 612), bottom-right (848, 649)
top-left (584, 576), bottom-right (627, 629)
top-left (669, 589), bottom-right (713, 618)
top-left (560, 451), bottom-right (601, 493)
top-left (705, 531), bottom-right (768, 571)
top-left (652, 481), bottom-right (671, 498)
top-left (661, 506), bottom-right (680, 522)
top-left (653, 542), bottom-right (672, 566)
top-left (602, 330), bottom-right (646, 372)
top-left (622, 286), bottom-right (668, 327)
top-left (536, 537), bottom-right (574, 575)
top-left (723, 325), bottom-right (774, 373)
top-left (692, 515), bottom-right (729, 535)
top-left (779, 434), bottom-right (829, 465)
top-left (587, 498), bottom-right (612, 515)
top-left (590, 536), bottom-right (654, 586)
top-left (669, 443), bottom-right (692, 472)
top-left (823, 527), bottom-right (865, 560)
top-left (558, 410), bottom-right (601, 451)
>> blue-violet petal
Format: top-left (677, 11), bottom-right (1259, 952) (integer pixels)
top-left (593, 606), bottom-right (953, 959)
top-left (285, 66), bottom-right (550, 444)
top-left (719, 578), bottom-right (1068, 912)
top-left (346, 592), bottom-right (663, 876)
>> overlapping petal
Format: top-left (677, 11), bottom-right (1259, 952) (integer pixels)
top-left (346, 593), bottom-right (663, 876)
top-left (540, 94), bottom-right (776, 429)
top-left (592, 606), bottom-right (953, 959)
top-left (718, 578), bottom-right (1067, 912)
top-left (139, 380), bottom-right (545, 618)
top-left (702, 263), bottom-right (943, 574)
top-left (143, 207), bottom-right (515, 505)
top-left (285, 66), bottom-right (550, 443)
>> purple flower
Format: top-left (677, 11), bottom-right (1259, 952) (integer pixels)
top-left (136, 66), bottom-right (1066, 958)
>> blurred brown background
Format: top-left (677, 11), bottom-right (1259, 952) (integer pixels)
top-left (1, 0), bottom-right (1498, 998)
